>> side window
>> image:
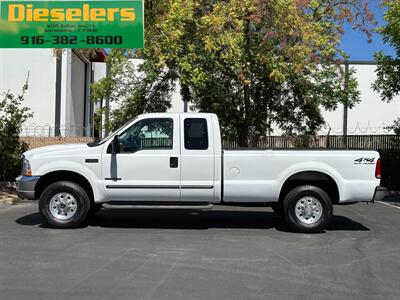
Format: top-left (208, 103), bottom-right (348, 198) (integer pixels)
top-left (184, 118), bottom-right (208, 150)
top-left (118, 118), bottom-right (173, 152)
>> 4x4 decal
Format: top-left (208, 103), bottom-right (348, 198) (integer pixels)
top-left (354, 157), bottom-right (375, 165)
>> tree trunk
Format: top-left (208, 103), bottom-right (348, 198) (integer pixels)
top-left (238, 121), bottom-right (249, 147)
top-left (180, 84), bottom-right (191, 112)
top-left (237, 19), bottom-right (251, 148)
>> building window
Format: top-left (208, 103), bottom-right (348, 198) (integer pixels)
top-left (184, 118), bottom-right (209, 150)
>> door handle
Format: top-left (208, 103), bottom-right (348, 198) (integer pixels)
top-left (170, 157), bottom-right (178, 168)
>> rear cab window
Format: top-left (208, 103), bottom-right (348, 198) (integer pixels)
top-left (184, 118), bottom-right (208, 150)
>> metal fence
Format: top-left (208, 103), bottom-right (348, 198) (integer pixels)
top-left (141, 138), bottom-right (173, 148)
top-left (21, 136), bottom-right (95, 149)
top-left (223, 135), bottom-right (400, 150)
top-left (20, 125), bottom-right (400, 151)
top-left (21, 124), bottom-right (93, 137)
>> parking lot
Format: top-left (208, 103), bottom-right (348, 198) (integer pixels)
top-left (0, 201), bottom-right (400, 300)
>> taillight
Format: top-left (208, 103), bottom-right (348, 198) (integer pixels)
top-left (375, 158), bottom-right (381, 179)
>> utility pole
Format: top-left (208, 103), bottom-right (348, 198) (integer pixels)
top-left (54, 57), bottom-right (62, 137)
top-left (343, 62), bottom-right (349, 148)
top-left (104, 62), bottom-right (111, 137)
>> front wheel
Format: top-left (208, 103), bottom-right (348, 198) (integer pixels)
top-left (283, 185), bottom-right (332, 233)
top-left (39, 181), bottom-right (91, 228)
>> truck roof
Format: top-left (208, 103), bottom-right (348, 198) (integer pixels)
top-left (138, 112), bottom-right (218, 117)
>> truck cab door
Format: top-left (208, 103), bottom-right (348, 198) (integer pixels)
top-left (102, 115), bottom-right (181, 202)
top-left (180, 115), bottom-right (215, 202)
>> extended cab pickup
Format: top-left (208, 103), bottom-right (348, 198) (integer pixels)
top-left (16, 113), bottom-right (381, 232)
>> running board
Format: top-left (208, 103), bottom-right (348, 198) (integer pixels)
top-left (102, 202), bottom-right (214, 210)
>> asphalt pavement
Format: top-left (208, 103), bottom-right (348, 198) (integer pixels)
top-left (0, 201), bottom-right (400, 300)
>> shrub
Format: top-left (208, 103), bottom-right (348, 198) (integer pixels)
top-left (0, 84), bottom-right (32, 182)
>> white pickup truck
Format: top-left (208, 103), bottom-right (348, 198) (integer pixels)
top-left (16, 113), bottom-right (381, 232)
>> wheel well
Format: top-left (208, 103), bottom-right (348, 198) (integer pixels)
top-left (279, 171), bottom-right (339, 204)
top-left (35, 171), bottom-right (94, 203)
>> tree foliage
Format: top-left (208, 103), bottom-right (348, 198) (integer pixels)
top-left (90, 49), bottom-right (174, 132)
top-left (373, 0), bottom-right (400, 103)
top-left (94, 0), bottom-right (375, 146)
top-left (0, 82), bottom-right (32, 181)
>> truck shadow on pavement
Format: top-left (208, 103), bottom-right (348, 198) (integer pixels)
top-left (15, 209), bottom-right (369, 232)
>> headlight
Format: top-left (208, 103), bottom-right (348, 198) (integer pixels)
top-left (22, 156), bottom-right (32, 176)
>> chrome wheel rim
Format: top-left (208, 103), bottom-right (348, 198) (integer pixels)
top-left (49, 193), bottom-right (77, 220)
top-left (295, 196), bottom-right (323, 224)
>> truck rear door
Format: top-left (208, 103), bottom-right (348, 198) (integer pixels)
top-left (179, 115), bottom-right (215, 202)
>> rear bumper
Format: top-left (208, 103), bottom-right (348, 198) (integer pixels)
top-left (15, 175), bottom-right (40, 200)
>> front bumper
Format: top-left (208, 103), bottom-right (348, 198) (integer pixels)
top-left (15, 175), bottom-right (40, 200)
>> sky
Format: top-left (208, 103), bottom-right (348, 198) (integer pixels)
top-left (341, 0), bottom-right (396, 61)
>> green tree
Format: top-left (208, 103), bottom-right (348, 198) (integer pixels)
top-left (95, 0), bottom-right (375, 146)
top-left (90, 49), bottom-right (174, 133)
top-left (89, 1), bottom-right (175, 133)
top-left (0, 82), bottom-right (32, 182)
top-left (385, 118), bottom-right (400, 135)
top-left (373, 0), bottom-right (400, 102)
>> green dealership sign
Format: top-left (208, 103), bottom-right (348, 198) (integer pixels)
top-left (0, 0), bottom-right (144, 48)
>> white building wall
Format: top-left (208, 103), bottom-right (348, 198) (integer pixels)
top-left (169, 82), bottom-right (184, 112)
top-left (0, 49), bottom-right (56, 135)
top-left (347, 65), bottom-right (400, 134)
top-left (92, 62), bottom-right (107, 138)
top-left (92, 62), bottom-right (107, 116)
top-left (60, 49), bottom-right (93, 136)
top-left (93, 62), bottom-right (107, 82)
top-left (321, 105), bottom-right (344, 135)
top-left (322, 64), bottom-right (400, 135)
top-left (0, 49), bottom-right (102, 137)
top-left (60, 50), bottom-right (71, 136)
top-left (69, 52), bottom-right (87, 136)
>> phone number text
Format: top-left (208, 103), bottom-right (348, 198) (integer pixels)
top-left (21, 35), bottom-right (123, 45)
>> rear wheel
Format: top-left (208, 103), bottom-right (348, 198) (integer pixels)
top-left (39, 181), bottom-right (90, 228)
top-left (283, 185), bottom-right (332, 233)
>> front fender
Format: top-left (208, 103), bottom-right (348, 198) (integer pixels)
top-left (34, 160), bottom-right (106, 203)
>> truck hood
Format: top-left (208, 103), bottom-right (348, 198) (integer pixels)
top-left (24, 144), bottom-right (92, 160)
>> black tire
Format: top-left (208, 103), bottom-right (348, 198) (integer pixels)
top-left (283, 185), bottom-right (332, 233)
top-left (270, 203), bottom-right (283, 217)
top-left (39, 181), bottom-right (91, 228)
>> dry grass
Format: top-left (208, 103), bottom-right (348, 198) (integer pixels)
top-left (0, 183), bottom-right (20, 205)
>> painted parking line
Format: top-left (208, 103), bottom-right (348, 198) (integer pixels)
top-left (377, 201), bottom-right (400, 210)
